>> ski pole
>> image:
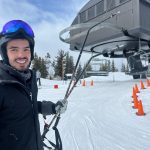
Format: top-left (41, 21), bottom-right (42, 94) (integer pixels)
top-left (42, 12), bottom-right (119, 138)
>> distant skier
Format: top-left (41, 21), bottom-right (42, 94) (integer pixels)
top-left (36, 70), bottom-right (41, 86)
top-left (0, 20), bottom-right (67, 150)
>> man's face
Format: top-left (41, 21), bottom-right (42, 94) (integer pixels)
top-left (6, 39), bottom-right (31, 71)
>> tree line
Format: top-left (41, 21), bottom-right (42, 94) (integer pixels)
top-left (32, 50), bottom-right (129, 79)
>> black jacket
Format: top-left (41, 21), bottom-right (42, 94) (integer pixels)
top-left (0, 62), bottom-right (55, 150)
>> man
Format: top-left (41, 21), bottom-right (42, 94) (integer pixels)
top-left (0, 20), bottom-right (67, 150)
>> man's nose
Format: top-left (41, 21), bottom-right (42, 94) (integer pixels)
top-left (17, 50), bottom-right (25, 57)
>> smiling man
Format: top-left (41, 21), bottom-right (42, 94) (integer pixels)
top-left (6, 39), bottom-right (31, 71)
top-left (0, 20), bottom-right (67, 150)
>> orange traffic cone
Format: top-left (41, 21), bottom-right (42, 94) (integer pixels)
top-left (140, 81), bottom-right (145, 90)
top-left (132, 87), bottom-right (137, 98)
top-left (147, 79), bottom-right (150, 87)
top-left (132, 96), bottom-right (139, 109)
top-left (82, 80), bottom-right (86, 86)
top-left (136, 100), bottom-right (145, 116)
top-left (132, 91), bottom-right (138, 103)
top-left (135, 84), bottom-right (140, 93)
top-left (90, 80), bottom-right (94, 86)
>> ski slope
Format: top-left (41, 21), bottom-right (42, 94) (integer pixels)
top-left (38, 72), bottom-right (150, 150)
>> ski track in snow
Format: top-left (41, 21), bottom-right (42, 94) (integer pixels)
top-left (84, 117), bottom-right (95, 150)
top-left (71, 129), bottom-right (80, 150)
top-left (38, 77), bottom-right (150, 150)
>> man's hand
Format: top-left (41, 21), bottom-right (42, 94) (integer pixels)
top-left (55, 100), bottom-right (68, 114)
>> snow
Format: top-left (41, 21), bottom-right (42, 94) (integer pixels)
top-left (37, 72), bottom-right (150, 150)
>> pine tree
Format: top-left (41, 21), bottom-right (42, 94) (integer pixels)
top-left (99, 60), bottom-right (110, 72)
top-left (32, 53), bottom-right (48, 78)
top-left (32, 52), bottom-right (40, 69)
top-left (64, 52), bottom-right (75, 74)
top-left (121, 63), bottom-right (126, 72)
top-left (86, 63), bottom-right (92, 71)
top-left (68, 56), bottom-right (74, 73)
top-left (54, 50), bottom-right (66, 79)
top-left (99, 62), bottom-right (108, 71)
top-left (107, 60), bottom-right (111, 72)
top-left (84, 62), bottom-right (92, 77)
top-left (99, 63), bottom-right (103, 71)
top-left (65, 52), bottom-right (69, 74)
top-left (40, 58), bottom-right (48, 78)
top-left (111, 60), bottom-right (116, 72)
top-left (76, 64), bottom-right (83, 79)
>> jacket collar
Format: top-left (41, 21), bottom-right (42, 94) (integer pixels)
top-left (0, 61), bottom-right (32, 85)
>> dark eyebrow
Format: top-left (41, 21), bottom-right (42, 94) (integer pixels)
top-left (8, 46), bottom-right (18, 49)
top-left (8, 46), bottom-right (30, 49)
top-left (24, 46), bottom-right (30, 49)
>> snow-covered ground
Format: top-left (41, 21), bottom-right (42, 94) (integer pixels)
top-left (38, 72), bottom-right (150, 150)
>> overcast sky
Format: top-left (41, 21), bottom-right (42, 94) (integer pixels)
top-left (0, 0), bottom-right (126, 69)
top-left (0, 0), bottom-right (89, 59)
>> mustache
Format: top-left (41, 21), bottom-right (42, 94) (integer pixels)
top-left (15, 57), bottom-right (29, 60)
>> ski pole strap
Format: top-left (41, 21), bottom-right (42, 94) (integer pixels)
top-left (52, 114), bottom-right (62, 150)
top-left (43, 115), bottom-right (62, 150)
top-left (43, 141), bottom-right (53, 149)
top-left (52, 126), bottom-right (62, 150)
top-left (42, 123), bottom-right (49, 141)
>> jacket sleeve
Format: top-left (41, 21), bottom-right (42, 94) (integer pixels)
top-left (38, 101), bottom-right (56, 115)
